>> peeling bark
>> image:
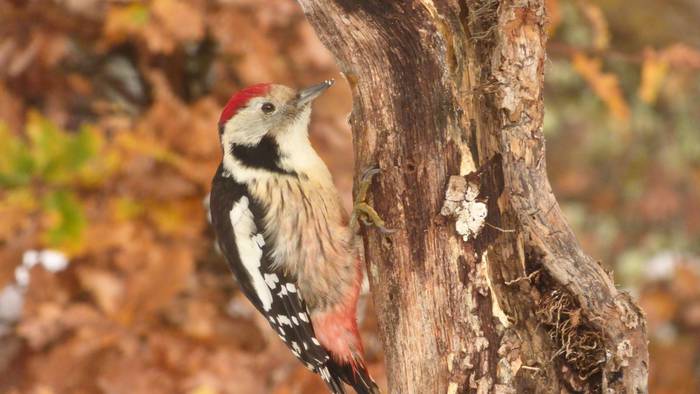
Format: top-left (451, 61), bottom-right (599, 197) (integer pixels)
top-left (297, 0), bottom-right (648, 393)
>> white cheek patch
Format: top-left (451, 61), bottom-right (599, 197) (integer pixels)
top-left (230, 196), bottom-right (273, 311)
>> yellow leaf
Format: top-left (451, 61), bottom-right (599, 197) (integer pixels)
top-left (103, 3), bottom-right (150, 43)
top-left (189, 385), bottom-right (218, 394)
top-left (638, 49), bottom-right (669, 104)
top-left (111, 197), bottom-right (145, 222)
top-left (572, 53), bottom-right (630, 121)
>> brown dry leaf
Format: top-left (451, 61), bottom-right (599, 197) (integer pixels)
top-left (118, 243), bottom-right (194, 325)
top-left (545, 0), bottom-right (561, 36)
top-left (660, 43), bottom-right (700, 69)
top-left (0, 81), bottom-right (23, 131)
top-left (649, 339), bottom-right (700, 394)
top-left (96, 352), bottom-right (177, 394)
top-left (76, 266), bottom-right (125, 317)
top-left (272, 365), bottom-right (328, 394)
top-left (151, 0), bottom-right (205, 44)
top-left (671, 264), bottom-right (700, 300)
top-left (208, 10), bottom-right (281, 83)
top-left (572, 52), bottom-right (630, 121)
top-left (639, 48), bottom-right (669, 104)
top-left (27, 337), bottom-right (104, 393)
top-left (179, 350), bottom-right (263, 394)
top-left (7, 32), bottom-right (41, 77)
top-left (142, 19), bottom-right (176, 54)
top-left (639, 289), bottom-right (678, 332)
top-left (146, 198), bottom-right (206, 238)
top-left (16, 302), bottom-right (66, 350)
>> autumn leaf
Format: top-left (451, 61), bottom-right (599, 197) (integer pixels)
top-left (103, 3), bottom-right (150, 44)
top-left (577, 1), bottom-right (610, 50)
top-left (572, 52), bottom-right (630, 121)
top-left (639, 49), bottom-right (669, 104)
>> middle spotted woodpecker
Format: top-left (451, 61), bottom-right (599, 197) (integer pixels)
top-left (209, 80), bottom-right (380, 393)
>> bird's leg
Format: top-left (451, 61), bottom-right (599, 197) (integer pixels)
top-left (350, 167), bottom-right (395, 235)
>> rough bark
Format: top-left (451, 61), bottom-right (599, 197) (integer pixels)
top-left (297, 1), bottom-right (648, 393)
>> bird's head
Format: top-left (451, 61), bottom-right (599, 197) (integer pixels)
top-left (218, 80), bottom-right (334, 179)
top-left (219, 80), bottom-right (333, 146)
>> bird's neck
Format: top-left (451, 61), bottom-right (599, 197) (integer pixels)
top-left (222, 122), bottom-right (332, 187)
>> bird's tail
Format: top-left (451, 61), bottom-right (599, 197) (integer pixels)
top-left (328, 359), bottom-right (381, 394)
top-left (319, 365), bottom-right (347, 394)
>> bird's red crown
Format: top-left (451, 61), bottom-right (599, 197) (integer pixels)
top-left (219, 83), bottom-right (272, 126)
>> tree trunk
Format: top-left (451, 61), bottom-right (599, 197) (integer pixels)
top-left (297, 1), bottom-right (648, 393)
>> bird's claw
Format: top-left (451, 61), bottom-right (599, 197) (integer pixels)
top-left (351, 166), bottom-right (396, 235)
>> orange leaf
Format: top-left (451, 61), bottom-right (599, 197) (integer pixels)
top-left (639, 49), bottom-right (668, 104)
top-left (572, 53), bottom-right (630, 121)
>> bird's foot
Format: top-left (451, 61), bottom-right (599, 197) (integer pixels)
top-left (350, 167), bottom-right (395, 235)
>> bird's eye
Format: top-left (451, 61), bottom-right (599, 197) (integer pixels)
top-left (261, 102), bottom-right (276, 113)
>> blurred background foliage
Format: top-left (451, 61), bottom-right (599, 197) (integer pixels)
top-left (0, 0), bottom-right (698, 393)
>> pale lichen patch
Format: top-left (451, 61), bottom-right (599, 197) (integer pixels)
top-left (616, 339), bottom-right (633, 368)
top-left (441, 175), bottom-right (488, 242)
top-left (447, 381), bottom-right (459, 394)
top-left (615, 293), bottom-right (641, 329)
top-left (497, 329), bottom-right (524, 387)
top-left (482, 251), bottom-right (512, 328)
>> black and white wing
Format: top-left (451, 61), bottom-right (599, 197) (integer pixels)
top-left (210, 165), bottom-right (345, 393)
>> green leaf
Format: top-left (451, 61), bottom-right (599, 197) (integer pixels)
top-left (0, 122), bottom-right (35, 187)
top-left (42, 190), bottom-right (86, 251)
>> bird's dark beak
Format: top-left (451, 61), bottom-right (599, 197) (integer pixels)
top-left (294, 79), bottom-right (334, 107)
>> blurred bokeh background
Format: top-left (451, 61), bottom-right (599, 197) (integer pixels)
top-left (0, 1), bottom-right (698, 393)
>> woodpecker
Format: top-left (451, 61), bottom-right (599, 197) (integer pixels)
top-left (210, 80), bottom-right (380, 394)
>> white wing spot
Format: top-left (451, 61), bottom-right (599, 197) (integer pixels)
top-left (278, 286), bottom-right (288, 296)
top-left (303, 342), bottom-right (309, 350)
top-left (311, 337), bottom-right (320, 346)
top-left (278, 334), bottom-right (286, 342)
top-left (277, 315), bottom-right (292, 326)
top-left (253, 233), bottom-right (265, 248)
top-left (263, 273), bottom-right (279, 289)
top-left (298, 312), bottom-right (309, 322)
top-left (230, 196), bottom-right (272, 311)
top-left (305, 362), bottom-right (314, 371)
top-left (292, 341), bottom-right (301, 353)
top-left (285, 283), bottom-right (297, 293)
top-left (320, 367), bottom-right (331, 382)
top-left (291, 316), bottom-right (299, 325)
top-left (268, 316), bottom-right (276, 324)
top-left (278, 327), bottom-right (285, 336)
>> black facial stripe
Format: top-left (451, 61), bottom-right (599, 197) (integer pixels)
top-left (231, 135), bottom-right (296, 175)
